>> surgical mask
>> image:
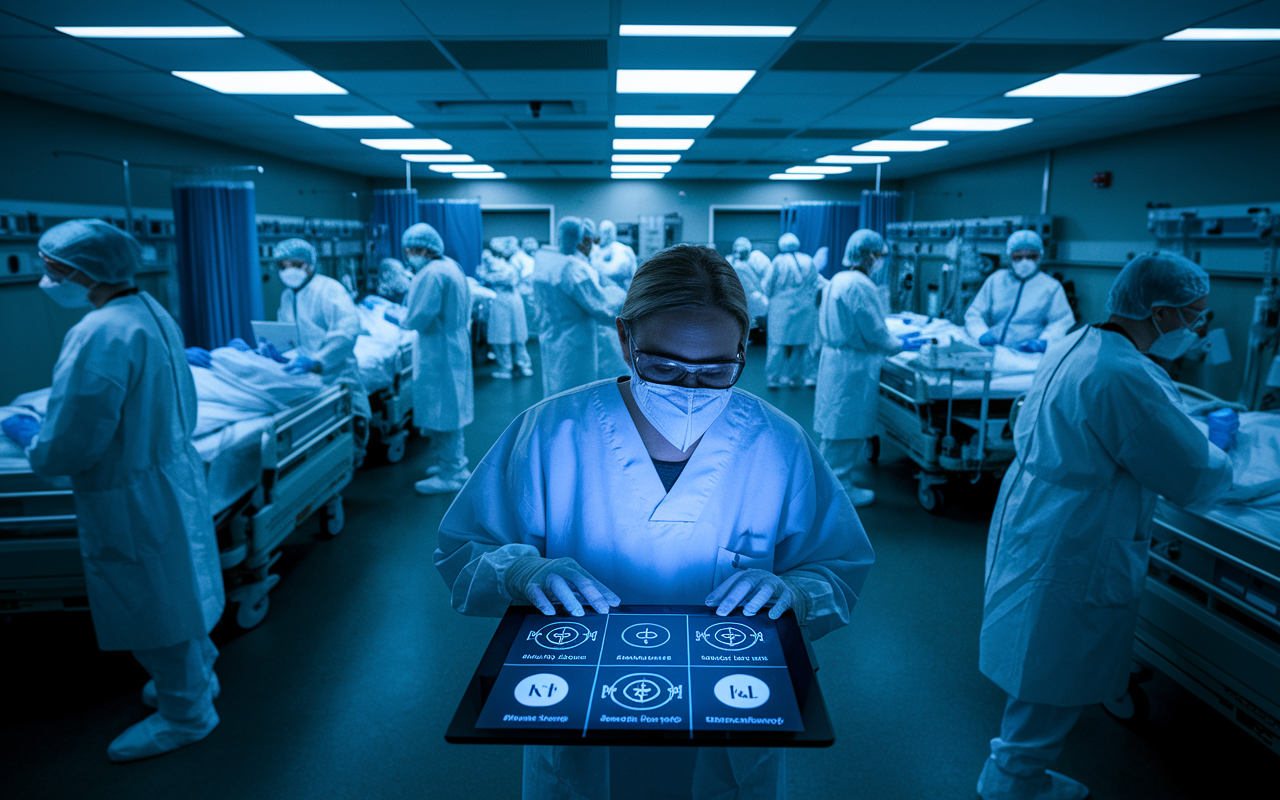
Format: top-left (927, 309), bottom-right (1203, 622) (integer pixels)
top-left (279, 267), bottom-right (309, 289)
top-left (869, 257), bottom-right (886, 279)
top-left (1011, 259), bottom-right (1038, 280)
top-left (1146, 311), bottom-right (1200, 360)
top-left (629, 366), bottom-right (733, 452)
top-left (39, 274), bottom-right (93, 308)
top-left (406, 255), bottom-right (428, 269)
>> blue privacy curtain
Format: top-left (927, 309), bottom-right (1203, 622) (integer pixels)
top-left (859, 190), bottom-right (900, 237)
top-left (418, 198), bottom-right (484, 277)
top-left (172, 181), bottom-right (263, 349)
top-left (372, 189), bottom-right (420, 262)
top-left (780, 201), bottom-right (861, 279)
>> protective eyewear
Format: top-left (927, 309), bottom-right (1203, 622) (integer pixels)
top-left (623, 322), bottom-right (745, 389)
top-left (1172, 306), bottom-right (1211, 332)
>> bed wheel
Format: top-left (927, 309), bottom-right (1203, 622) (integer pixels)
top-left (233, 595), bottom-right (270, 631)
top-left (385, 434), bottom-right (407, 464)
top-left (867, 436), bottom-right (881, 463)
top-left (320, 496), bottom-right (345, 538)
top-left (1102, 681), bottom-right (1150, 728)
top-left (225, 573), bottom-right (280, 632)
top-left (918, 482), bottom-right (945, 514)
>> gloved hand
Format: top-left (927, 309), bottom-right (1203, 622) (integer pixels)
top-left (184, 347), bottom-right (212, 368)
top-left (899, 333), bottom-right (925, 351)
top-left (384, 311), bottom-right (402, 327)
top-left (284, 356), bottom-right (320, 375)
top-left (504, 556), bottom-right (621, 617)
top-left (705, 569), bottom-right (806, 620)
top-left (259, 341), bottom-right (289, 364)
top-left (1014, 338), bottom-right (1047, 353)
top-left (2, 414), bottom-right (41, 449)
top-left (1208, 428), bottom-right (1237, 452)
top-left (1207, 408), bottom-right (1239, 452)
top-left (360, 296), bottom-right (380, 309)
top-left (978, 331), bottom-right (1000, 347)
top-left (227, 337), bottom-right (252, 352)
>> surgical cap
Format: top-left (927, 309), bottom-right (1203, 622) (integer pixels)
top-left (402, 223), bottom-right (443, 254)
top-left (557, 217), bottom-right (584, 255)
top-left (38, 219), bottom-right (142, 283)
top-left (843, 229), bottom-right (886, 268)
top-left (732, 237), bottom-right (752, 255)
top-left (488, 236), bottom-right (510, 256)
top-left (1006, 229), bottom-right (1044, 257)
top-left (778, 232), bottom-right (801, 253)
top-left (1106, 251), bottom-right (1210, 320)
top-left (274, 238), bottom-right (317, 266)
top-left (522, 237), bottom-right (539, 252)
top-left (599, 220), bottom-right (617, 246)
top-left (581, 218), bottom-right (597, 240)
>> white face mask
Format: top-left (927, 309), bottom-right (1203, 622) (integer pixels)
top-left (1011, 258), bottom-right (1038, 280)
top-left (39, 274), bottom-right (93, 308)
top-left (629, 366), bottom-right (733, 452)
top-left (279, 267), bottom-right (309, 289)
top-left (406, 254), bottom-right (429, 269)
top-left (1146, 311), bottom-right (1200, 360)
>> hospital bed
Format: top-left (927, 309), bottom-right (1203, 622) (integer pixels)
top-left (0, 379), bottom-right (355, 631)
top-left (356, 299), bottom-right (418, 464)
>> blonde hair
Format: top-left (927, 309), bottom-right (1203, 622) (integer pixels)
top-left (619, 245), bottom-right (750, 345)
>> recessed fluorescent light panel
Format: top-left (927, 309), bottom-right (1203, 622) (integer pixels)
top-left (852, 140), bottom-right (948, 152)
top-left (429, 164), bottom-right (494, 173)
top-left (612, 173), bottom-right (666, 179)
top-left (296, 115), bottom-right (410, 128)
top-left (615, 115), bottom-right (714, 129)
top-left (620, 25), bottom-right (796, 37)
top-left (1005, 73), bottom-right (1199, 97)
top-left (612, 154), bottom-right (682, 163)
top-left (1164, 28), bottom-right (1280, 41)
top-left (612, 165), bottom-right (672, 173)
top-left (174, 71), bottom-right (348, 95)
top-left (787, 166), bottom-right (851, 174)
top-left (57, 26), bottom-right (243, 38)
top-left (613, 139), bottom-right (694, 150)
top-left (770, 174), bottom-right (823, 180)
top-left (401, 154), bottom-right (474, 163)
top-left (816, 155), bottom-right (890, 164)
top-left (454, 172), bottom-right (507, 179)
top-left (362, 138), bottom-right (451, 150)
top-left (911, 117), bottom-right (1032, 131)
top-left (617, 70), bottom-right (755, 94)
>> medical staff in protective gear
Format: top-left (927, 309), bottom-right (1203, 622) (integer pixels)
top-left (533, 217), bottom-right (626, 397)
top-left (436, 244), bottom-right (874, 800)
top-left (762, 232), bottom-right (820, 387)
top-left (513, 236), bottom-right (541, 335)
top-left (23, 220), bottom-right (224, 762)
top-left (728, 236), bottom-right (771, 331)
top-left (976, 250), bottom-right (1231, 800)
top-left (377, 256), bottom-right (413, 304)
top-left (591, 220), bottom-right (638, 290)
top-left (575, 218), bottom-right (630, 381)
top-left (815, 230), bottom-right (901, 508)
top-left (965, 230), bottom-right (1074, 352)
top-left (478, 237), bottom-right (532, 379)
top-left (400, 223), bottom-right (474, 495)
top-left (274, 238), bottom-right (371, 466)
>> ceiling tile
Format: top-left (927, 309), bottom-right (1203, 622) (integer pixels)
top-left (401, 2), bottom-right (608, 36)
top-left (957, 96), bottom-right (1115, 117)
top-left (618, 38), bottom-right (782, 70)
top-left (750, 71), bottom-right (900, 95)
top-left (613, 95), bottom-right (736, 114)
top-left (873, 72), bottom-right (1044, 96)
top-left (233, 94), bottom-right (394, 115)
top-left (195, 0), bottom-right (428, 38)
top-left (922, 42), bottom-right (1127, 73)
top-left (269, 39), bottom-right (452, 71)
top-left (836, 94), bottom-right (991, 119)
top-left (685, 140), bottom-right (771, 159)
top-left (0, 14), bottom-right (53, 35)
top-left (619, 0), bottom-right (820, 25)
top-left (1203, 0), bottom-right (1280, 27)
top-left (805, 0), bottom-right (1033, 38)
top-left (1, 1), bottom-right (223, 26)
top-left (1077, 41), bottom-right (1280, 74)
top-left (320, 70), bottom-right (479, 98)
top-left (981, 0), bottom-right (1250, 41)
top-left (718, 93), bottom-right (854, 125)
top-left (26, 70), bottom-right (214, 95)
top-left (82, 39), bottom-right (305, 71)
top-left (774, 41), bottom-right (957, 71)
top-left (0, 37), bottom-right (152, 71)
top-left (441, 40), bottom-right (607, 70)
top-left (468, 70), bottom-right (609, 98)
top-left (1229, 56), bottom-right (1280, 75)
top-left (0, 68), bottom-right (81, 94)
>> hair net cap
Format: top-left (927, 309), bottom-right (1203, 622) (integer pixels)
top-left (522, 237), bottom-right (539, 251)
top-left (580, 218), bottom-right (597, 240)
top-left (38, 219), bottom-right (142, 283)
top-left (1006, 229), bottom-right (1044, 256)
top-left (557, 217), bottom-right (584, 255)
top-left (1106, 250), bottom-right (1210, 320)
top-left (402, 223), bottom-right (443, 253)
top-left (843, 228), bottom-right (886, 267)
top-left (778, 232), bottom-right (801, 253)
top-left (733, 237), bottom-right (752, 254)
top-left (599, 220), bottom-right (617, 245)
top-left (274, 238), bottom-right (317, 266)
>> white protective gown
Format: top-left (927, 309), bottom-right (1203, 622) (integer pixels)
top-left (964, 270), bottom-right (1075, 346)
top-left (815, 270), bottom-right (903, 440)
top-left (405, 256), bottom-right (474, 431)
top-left (510, 249), bottom-right (540, 335)
top-left (730, 250), bottom-right (771, 323)
top-left (28, 292), bottom-right (224, 651)
top-left (532, 251), bottom-right (626, 397)
top-left (981, 326), bottom-right (1232, 706)
top-left (591, 241), bottom-right (638, 290)
top-left (763, 251), bottom-right (819, 345)
top-left (278, 273), bottom-right (372, 422)
top-left (476, 254), bottom-right (529, 346)
top-left (435, 378), bottom-right (875, 799)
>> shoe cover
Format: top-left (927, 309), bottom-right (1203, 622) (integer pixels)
top-left (491, 370), bottom-right (513, 379)
top-left (107, 707), bottom-right (218, 763)
top-left (847, 487), bottom-right (876, 507)
top-left (142, 673), bottom-right (221, 710)
top-left (977, 757), bottom-right (1090, 800)
top-left (415, 476), bottom-right (464, 495)
top-left (520, 367), bottom-right (534, 377)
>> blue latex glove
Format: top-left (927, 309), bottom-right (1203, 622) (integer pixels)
top-left (384, 311), bottom-right (402, 327)
top-left (979, 331), bottom-right (1000, 346)
top-left (1208, 428), bottom-right (1236, 452)
top-left (185, 347), bottom-right (212, 368)
top-left (259, 341), bottom-right (289, 364)
top-left (899, 334), bottom-right (925, 351)
top-left (2, 414), bottom-right (40, 449)
top-left (284, 356), bottom-right (320, 375)
top-left (1014, 338), bottom-right (1048, 353)
top-left (227, 337), bottom-right (252, 352)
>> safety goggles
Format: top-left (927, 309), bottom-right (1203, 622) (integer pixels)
top-left (623, 322), bottom-right (744, 389)
top-left (1171, 306), bottom-right (1211, 332)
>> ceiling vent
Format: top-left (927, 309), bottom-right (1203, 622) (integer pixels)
top-left (440, 39), bottom-right (608, 70)
top-left (268, 40), bottom-right (452, 70)
top-left (707, 128), bottom-right (796, 139)
top-left (424, 100), bottom-right (578, 117)
top-left (773, 41), bottom-right (957, 72)
top-left (795, 129), bottom-right (894, 139)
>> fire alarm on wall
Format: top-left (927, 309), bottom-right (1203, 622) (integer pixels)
top-left (1092, 171), bottom-right (1112, 188)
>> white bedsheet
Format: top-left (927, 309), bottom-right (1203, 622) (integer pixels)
top-left (193, 348), bottom-right (323, 437)
top-left (882, 313), bottom-right (1042, 398)
top-left (355, 301), bottom-right (417, 393)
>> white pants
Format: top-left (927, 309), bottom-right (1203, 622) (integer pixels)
top-left (990, 696), bottom-right (1083, 777)
top-left (495, 342), bottom-right (532, 373)
top-left (765, 345), bottom-right (808, 386)
top-left (132, 635), bottom-right (218, 722)
top-left (523, 745), bottom-right (784, 800)
top-left (423, 428), bottom-right (468, 479)
top-left (819, 438), bottom-right (866, 486)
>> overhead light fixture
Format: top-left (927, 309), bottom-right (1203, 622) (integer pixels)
top-left (911, 117), bottom-right (1033, 131)
top-left (1164, 28), bottom-right (1280, 41)
top-left (615, 115), bottom-right (714, 129)
top-left (612, 173), bottom-right (666, 179)
top-left (173, 71), bottom-right (348, 95)
top-left (613, 139), bottom-right (694, 150)
top-left (769, 174), bottom-right (823, 180)
top-left (454, 172), bottom-right (507, 179)
top-left (612, 154), bottom-right (682, 163)
top-left (429, 164), bottom-right (494, 173)
top-left (816, 155), bottom-right (890, 164)
top-left (57, 26), bottom-right (243, 38)
top-left (401, 154), bottom-right (474, 163)
top-left (852, 140), bottom-right (948, 152)
top-left (787, 166), bottom-right (852, 174)
top-left (362, 138), bottom-right (451, 150)
top-left (619, 25), bottom-right (796, 37)
top-left (612, 164), bottom-right (672, 173)
top-left (1005, 73), bottom-right (1199, 97)
top-left (617, 70), bottom-right (755, 94)
top-left (296, 115), bottom-right (411, 129)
